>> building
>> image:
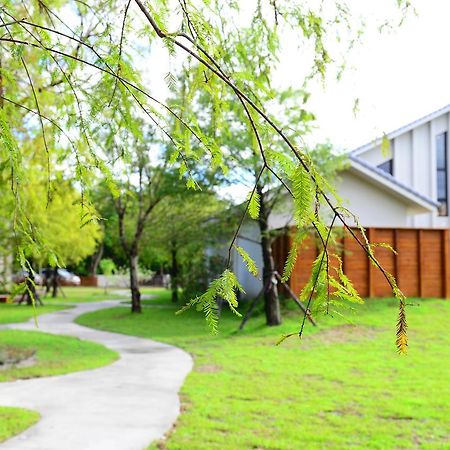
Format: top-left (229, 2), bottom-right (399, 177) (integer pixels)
top-left (234, 104), bottom-right (450, 299)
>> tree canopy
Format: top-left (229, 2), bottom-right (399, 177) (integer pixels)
top-left (0, 0), bottom-right (412, 352)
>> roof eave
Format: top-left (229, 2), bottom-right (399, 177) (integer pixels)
top-left (351, 103), bottom-right (450, 156)
top-left (348, 159), bottom-right (438, 212)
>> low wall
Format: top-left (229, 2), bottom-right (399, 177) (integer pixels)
top-left (80, 276), bottom-right (98, 287)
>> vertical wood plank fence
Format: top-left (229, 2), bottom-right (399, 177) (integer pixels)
top-left (272, 227), bottom-right (450, 299)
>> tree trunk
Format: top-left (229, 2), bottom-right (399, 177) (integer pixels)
top-left (51, 267), bottom-right (58, 298)
top-left (257, 186), bottom-right (281, 326)
top-left (170, 244), bottom-right (178, 302)
top-left (44, 268), bottom-right (51, 294)
top-left (90, 242), bottom-right (104, 276)
top-left (129, 253), bottom-right (141, 313)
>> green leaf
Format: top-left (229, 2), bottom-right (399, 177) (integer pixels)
top-left (247, 190), bottom-right (260, 220)
top-left (281, 229), bottom-right (308, 282)
top-left (177, 269), bottom-right (244, 333)
top-left (291, 165), bottom-right (314, 227)
top-left (234, 245), bottom-right (258, 277)
top-left (370, 242), bottom-right (398, 255)
top-left (164, 72), bottom-right (177, 91)
top-left (381, 134), bottom-right (391, 158)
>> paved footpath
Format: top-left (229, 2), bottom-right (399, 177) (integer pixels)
top-left (0, 301), bottom-right (193, 450)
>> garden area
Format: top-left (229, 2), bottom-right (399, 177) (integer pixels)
top-left (0, 1), bottom-right (448, 448)
top-left (76, 290), bottom-right (450, 450)
top-left (1, 288), bottom-right (448, 448)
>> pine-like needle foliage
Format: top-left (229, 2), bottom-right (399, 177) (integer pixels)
top-left (177, 269), bottom-right (244, 333)
top-left (234, 245), bottom-right (258, 277)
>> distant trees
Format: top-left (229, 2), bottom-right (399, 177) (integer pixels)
top-left (142, 192), bottom-right (232, 302)
top-left (0, 1), bottom-right (411, 350)
top-left (174, 45), bottom-right (347, 325)
top-left (94, 122), bottom-right (176, 312)
top-left (0, 156), bottom-right (101, 300)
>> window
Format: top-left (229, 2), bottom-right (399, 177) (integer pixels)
top-left (377, 159), bottom-right (393, 175)
top-left (436, 132), bottom-right (448, 216)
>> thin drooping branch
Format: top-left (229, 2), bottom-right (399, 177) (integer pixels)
top-left (0, 15), bottom-right (208, 156)
top-left (1, 95), bottom-right (79, 157)
top-left (0, 3), bottom-right (407, 350)
top-left (299, 213), bottom-right (337, 338)
top-left (134, 2), bottom-right (401, 298)
top-left (226, 164), bottom-right (266, 267)
top-left (0, 16), bottom-right (51, 202)
top-left (108, 0), bottom-right (132, 106)
top-left (12, 17), bottom-right (97, 164)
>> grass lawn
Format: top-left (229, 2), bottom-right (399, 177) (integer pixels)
top-left (0, 303), bottom-right (70, 325)
top-left (41, 286), bottom-right (124, 304)
top-left (77, 289), bottom-right (450, 450)
top-left (120, 288), bottom-right (174, 307)
top-left (0, 330), bottom-right (118, 382)
top-left (0, 406), bottom-right (40, 443)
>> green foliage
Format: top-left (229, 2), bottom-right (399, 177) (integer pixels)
top-left (291, 165), bottom-right (314, 228)
top-left (247, 190), bottom-right (260, 220)
top-left (281, 229), bottom-right (308, 282)
top-left (178, 269), bottom-right (243, 333)
top-left (234, 245), bottom-right (258, 277)
top-left (297, 246), bottom-right (363, 321)
top-left (381, 134), bottom-right (391, 158)
top-left (329, 255), bottom-right (364, 306)
top-left (139, 191), bottom-right (232, 295)
top-left (99, 258), bottom-right (116, 276)
top-left (0, 0), bottom-right (411, 345)
top-left (19, 171), bottom-right (101, 267)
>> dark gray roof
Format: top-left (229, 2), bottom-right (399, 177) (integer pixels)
top-left (349, 155), bottom-right (440, 208)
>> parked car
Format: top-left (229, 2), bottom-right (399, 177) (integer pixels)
top-left (58, 269), bottom-right (81, 286)
top-left (41, 268), bottom-right (81, 286)
top-left (11, 271), bottom-right (43, 285)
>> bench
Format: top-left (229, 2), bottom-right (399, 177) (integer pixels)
top-left (0, 294), bottom-right (9, 303)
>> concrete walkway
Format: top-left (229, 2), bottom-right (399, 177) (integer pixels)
top-left (0, 301), bottom-right (193, 450)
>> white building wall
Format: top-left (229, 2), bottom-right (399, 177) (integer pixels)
top-left (392, 131), bottom-right (412, 185)
top-left (411, 123), bottom-right (430, 197)
top-left (358, 111), bottom-right (450, 229)
top-left (337, 171), bottom-right (411, 228)
top-left (357, 144), bottom-right (387, 167)
top-left (232, 223), bottom-right (263, 299)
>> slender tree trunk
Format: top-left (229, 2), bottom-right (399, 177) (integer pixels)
top-left (44, 269), bottom-right (51, 294)
top-left (90, 242), bottom-right (104, 276)
top-left (51, 267), bottom-right (58, 298)
top-left (170, 243), bottom-right (178, 302)
top-left (257, 185), bottom-right (281, 326)
top-left (129, 253), bottom-right (141, 313)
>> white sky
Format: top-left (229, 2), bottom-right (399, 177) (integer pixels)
top-left (144, 0), bottom-right (450, 152)
top-left (138, 0), bottom-right (450, 200)
top-left (295, 0), bottom-right (450, 150)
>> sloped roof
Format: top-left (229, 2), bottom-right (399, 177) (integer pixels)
top-left (349, 155), bottom-right (439, 210)
top-left (351, 103), bottom-right (450, 156)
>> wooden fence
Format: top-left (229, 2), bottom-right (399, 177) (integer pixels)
top-left (272, 227), bottom-right (450, 299)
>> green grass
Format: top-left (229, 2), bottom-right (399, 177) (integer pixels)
top-left (76, 290), bottom-right (450, 450)
top-left (0, 304), bottom-right (70, 325)
top-left (0, 406), bottom-right (40, 443)
top-left (41, 286), bottom-right (124, 304)
top-left (41, 286), bottom-right (166, 305)
top-left (0, 329), bottom-right (119, 382)
top-left (120, 287), bottom-right (174, 307)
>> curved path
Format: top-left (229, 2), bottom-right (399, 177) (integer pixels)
top-left (0, 300), bottom-right (193, 450)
